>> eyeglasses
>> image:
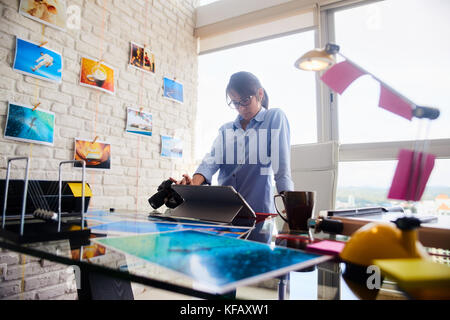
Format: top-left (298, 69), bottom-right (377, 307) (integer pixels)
top-left (227, 95), bottom-right (254, 109)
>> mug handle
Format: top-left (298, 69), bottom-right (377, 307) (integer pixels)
top-left (274, 194), bottom-right (288, 223)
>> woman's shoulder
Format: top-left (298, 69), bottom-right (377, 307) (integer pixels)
top-left (265, 108), bottom-right (288, 120)
top-left (266, 107), bottom-right (284, 114)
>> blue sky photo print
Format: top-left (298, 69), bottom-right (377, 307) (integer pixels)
top-left (13, 37), bottom-right (63, 83)
top-left (161, 135), bottom-right (183, 158)
top-left (163, 77), bottom-right (184, 103)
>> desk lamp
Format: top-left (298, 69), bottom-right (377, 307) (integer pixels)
top-left (295, 43), bottom-right (440, 120)
top-left (295, 43), bottom-right (441, 284)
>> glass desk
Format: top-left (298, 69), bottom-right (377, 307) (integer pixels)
top-left (0, 210), bottom-right (407, 300)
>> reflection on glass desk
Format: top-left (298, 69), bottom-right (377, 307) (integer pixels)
top-left (0, 209), bottom-right (409, 300)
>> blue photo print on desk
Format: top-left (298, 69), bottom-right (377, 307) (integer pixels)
top-left (4, 102), bottom-right (55, 146)
top-left (89, 220), bottom-right (250, 238)
top-left (95, 230), bottom-right (331, 294)
top-left (163, 77), bottom-right (183, 103)
top-left (13, 37), bottom-right (63, 83)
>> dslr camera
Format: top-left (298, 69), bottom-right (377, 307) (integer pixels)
top-left (148, 179), bottom-right (184, 210)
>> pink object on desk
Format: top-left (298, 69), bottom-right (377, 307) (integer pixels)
top-left (306, 240), bottom-right (345, 256)
top-left (255, 212), bottom-right (277, 222)
top-left (388, 149), bottom-right (436, 201)
top-left (378, 85), bottom-right (413, 120)
top-left (320, 60), bottom-right (366, 94)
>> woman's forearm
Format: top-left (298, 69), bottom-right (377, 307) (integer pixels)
top-left (192, 174), bottom-right (206, 185)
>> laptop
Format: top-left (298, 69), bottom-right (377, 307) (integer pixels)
top-left (168, 185), bottom-right (256, 224)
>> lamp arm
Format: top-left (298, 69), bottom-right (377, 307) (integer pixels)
top-left (335, 52), bottom-right (439, 120)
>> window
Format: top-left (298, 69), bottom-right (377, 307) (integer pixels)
top-left (333, 0), bottom-right (450, 143)
top-left (336, 159), bottom-right (450, 215)
top-left (331, 0), bottom-right (450, 218)
top-left (196, 31), bottom-right (317, 161)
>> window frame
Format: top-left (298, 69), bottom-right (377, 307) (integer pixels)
top-left (318, 1), bottom-right (450, 163)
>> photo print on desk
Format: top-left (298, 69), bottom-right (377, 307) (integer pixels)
top-left (94, 230), bottom-right (331, 294)
top-left (163, 77), bottom-right (183, 104)
top-left (4, 101), bottom-right (55, 146)
top-left (79, 57), bottom-right (115, 95)
top-left (89, 220), bottom-right (252, 239)
top-left (129, 42), bottom-right (155, 74)
top-left (19, 0), bottom-right (67, 31)
top-left (74, 138), bottom-right (111, 170)
top-left (13, 37), bottom-right (63, 83)
top-left (126, 107), bottom-right (152, 136)
top-left (160, 135), bottom-right (183, 159)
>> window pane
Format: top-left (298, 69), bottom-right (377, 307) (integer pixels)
top-left (334, 0), bottom-right (450, 143)
top-left (196, 31), bottom-right (317, 160)
top-left (336, 159), bottom-right (450, 218)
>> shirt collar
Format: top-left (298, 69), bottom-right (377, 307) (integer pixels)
top-left (233, 108), bottom-right (267, 129)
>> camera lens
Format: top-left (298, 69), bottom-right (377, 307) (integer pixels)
top-left (148, 190), bottom-right (167, 209)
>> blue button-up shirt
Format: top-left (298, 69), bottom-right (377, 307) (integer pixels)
top-left (195, 107), bottom-right (294, 213)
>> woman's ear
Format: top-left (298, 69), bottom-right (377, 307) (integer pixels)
top-left (258, 88), bottom-right (264, 101)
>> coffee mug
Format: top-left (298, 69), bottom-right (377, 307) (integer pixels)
top-left (274, 191), bottom-right (315, 231)
top-left (87, 66), bottom-right (107, 87)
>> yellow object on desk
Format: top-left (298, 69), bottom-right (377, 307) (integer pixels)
top-left (68, 182), bottom-right (92, 197)
top-left (374, 258), bottom-right (450, 299)
top-left (339, 221), bottom-right (429, 267)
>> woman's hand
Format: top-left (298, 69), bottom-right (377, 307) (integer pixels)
top-left (171, 174), bottom-right (192, 185)
top-left (170, 174), bottom-right (205, 185)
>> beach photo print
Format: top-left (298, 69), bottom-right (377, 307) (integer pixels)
top-left (19, 0), bottom-right (67, 31)
top-left (161, 135), bottom-right (183, 159)
top-left (163, 77), bottom-right (184, 104)
top-left (4, 101), bottom-right (55, 146)
top-left (126, 107), bottom-right (153, 136)
top-left (129, 42), bottom-right (155, 74)
top-left (13, 37), bottom-right (62, 83)
top-left (80, 57), bottom-right (115, 95)
top-left (74, 138), bottom-right (111, 170)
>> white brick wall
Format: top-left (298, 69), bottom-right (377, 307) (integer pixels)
top-left (0, 241), bottom-right (77, 300)
top-left (0, 0), bottom-right (199, 212)
top-left (0, 0), bottom-right (199, 300)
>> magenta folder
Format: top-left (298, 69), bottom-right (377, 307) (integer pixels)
top-left (388, 149), bottom-right (436, 201)
top-left (320, 60), bottom-right (366, 94)
top-left (306, 240), bottom-right (345, 256)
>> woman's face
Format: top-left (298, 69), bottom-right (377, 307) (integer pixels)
top-left (228, 88), bottom-right (263, 122)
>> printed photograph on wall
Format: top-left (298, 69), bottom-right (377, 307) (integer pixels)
top-left (4, 101), bottom-right (55, 146)
top-left (126, 107), bottom-right (152, 136)
top-left (163, 77), bottom-right (183, 104)
top-left (74, 138), bottom-right (111, 170)
top-left (19, 0), bottom-right (67, 31)
top-left (161, 135), bottom-right (183, 159)
top-left (129, 42), bottom-right (155, 74)
top-left (13, 37), bottom-right (63, 83)
top-left (79, 57), bottom-right (115, 95)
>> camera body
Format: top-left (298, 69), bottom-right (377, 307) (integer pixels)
top-left (148, 179), bottom-right (184, 209)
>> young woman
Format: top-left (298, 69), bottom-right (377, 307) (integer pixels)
top-left (172, 71), bottom-right (294, 213)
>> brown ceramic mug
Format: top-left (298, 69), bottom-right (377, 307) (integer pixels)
top-left (274, 191), bottom-right (315, 231)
